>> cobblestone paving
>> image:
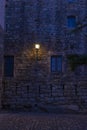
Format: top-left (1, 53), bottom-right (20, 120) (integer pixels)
top-left (0, 112), bottom-right (87, 130)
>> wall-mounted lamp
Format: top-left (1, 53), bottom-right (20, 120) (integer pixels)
top-left (35, 44), bottom-right (40, 60)
top-left (35, 44), bottom-right (40, 50)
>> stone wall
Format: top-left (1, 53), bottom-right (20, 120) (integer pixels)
top-left (0, 26), bottom-right (3, 109)
top-left (3, 0), bottom-right (87, 112)
top-left (0, 0), bottom-right (5, 29)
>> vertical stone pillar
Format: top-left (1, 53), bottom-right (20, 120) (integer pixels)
top-left (0, 26), bottom-right (3, 109)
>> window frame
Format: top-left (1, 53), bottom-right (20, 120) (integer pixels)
top-left (51, 55), bottom-right (62, 73)
top-left (67, 15), bottom-right (76, 28)
top-left (4, 55), bottom-right (14, 77)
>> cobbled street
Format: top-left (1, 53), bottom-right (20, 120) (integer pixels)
top-left (0, 112), bottom-right (87, 130)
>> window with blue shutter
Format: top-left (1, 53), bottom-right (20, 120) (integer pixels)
top-left (51, 56), bottom-right (62, 72)
top-left (67, 16), bottom-right (76, 28)
top-left (4, 56), bottom-right (14, 77)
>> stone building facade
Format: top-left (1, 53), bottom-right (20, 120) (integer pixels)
top-left (2, 0), bottom-right (87, 111)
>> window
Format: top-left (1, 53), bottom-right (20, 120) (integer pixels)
top-left (4, 56), bottom-right (14, 77)
top-left (67, 16), bottom-right (76, 28)
top-left (51, 56), bottom-right (62, 72)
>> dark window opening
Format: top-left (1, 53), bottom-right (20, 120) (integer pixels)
top-left (4, 56), bottom-right (14, 77)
